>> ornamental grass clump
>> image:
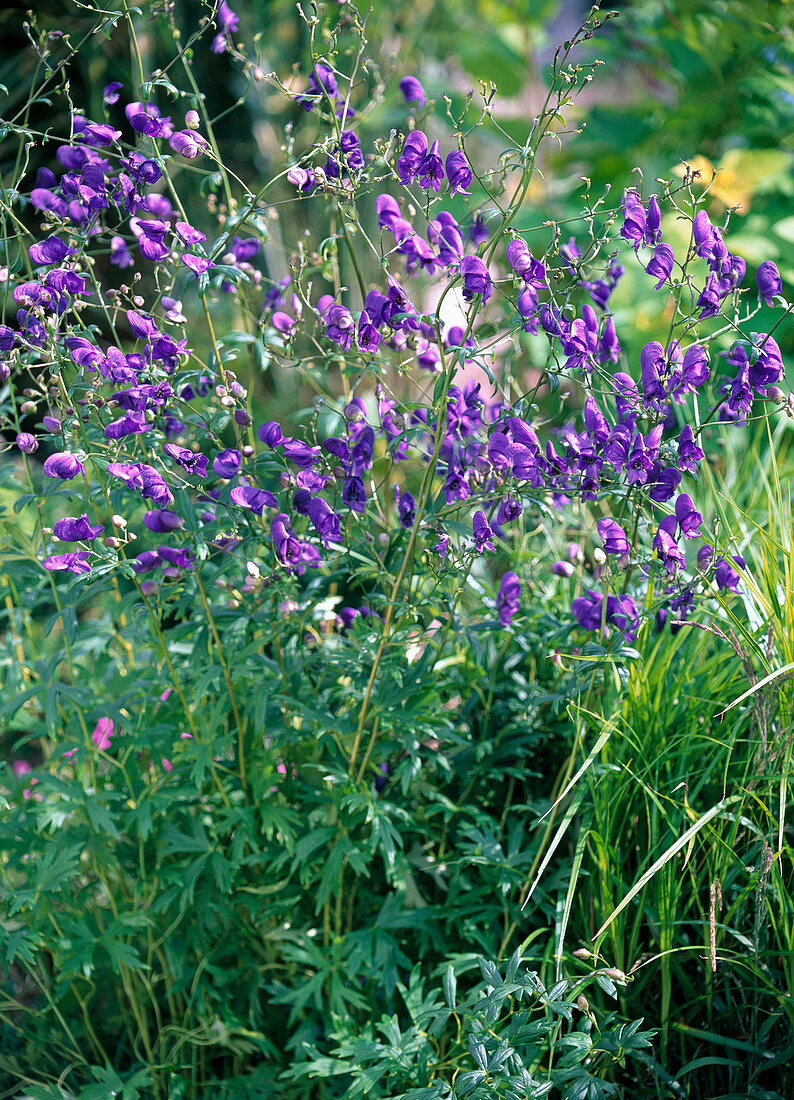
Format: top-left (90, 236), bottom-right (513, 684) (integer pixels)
top-left (0, 1), bottom-right (792, 1096)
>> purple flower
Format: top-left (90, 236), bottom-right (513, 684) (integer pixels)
top-left (297, 64), bottom-right (338, 111)
top-left (496, 571), bottom-right (520, 626)
top-left (144, 510), bottom-right (184, 533)
top-left (103, 82), bottom-right (123, 105)
top-left (640, 341), bottom-right (667, 411)
top-left (460, 256), bottom-right (492, 303)
top-left (653, 515), bottom-right (685, 573)
top-left (29, 235), bottom-right (73, 266)
top-left (396, 490), bottom-right (415, 528)
top-left (158, 546), bottom-right (194, 570)
top-left (715, 554), bottom-right (744, 593)
top-left (472, 510), bottom-right (495, 553)
top-left (397, 130), bottom-right (427, 185)
top-left (132, 550), bottom-right (161, 574)
top-left (169, 130), bottom-right (208, 159)
top-left (110, 236), bottom-right (134, 268)
top-left (229, 485), bottom-right (277, 514)
top-left (259, 420), bottom-right (289, 447)
top-left (308, 497), bottom-right (342, 544)
top-left (552, 560), bottom-right (574, 577)
top-left (43, 551), bottom-right (92, 575)
top-left (757, 261), bottom-right (782, 305)
top-left (399, 76), bottom-right (426, 106)
top-left (596, 518), bottom-right (629, 556)
top-left (342, 475), bottom-right (367, 513)
top-left (53, 514), bottom-right (104, 541)
top-left (43, 452), bottom-right (85, 480)
top-left (674, 494), bottom-right (703, 538)
top-left (677, 425), bottom-right (704, 473)
top-left (182, 254), bottom-right (214, 275)
top-left (16, 432), bottom-right (38, 454)
top-left (445, 150), bottom-right (472, 195)
top-left (212, 448), bottom-right (241, 477)
top-left (646, 243), bottom-right (675, 289)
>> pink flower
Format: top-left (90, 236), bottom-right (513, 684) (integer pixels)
top-left (91, 717), bottom-right (114, 751)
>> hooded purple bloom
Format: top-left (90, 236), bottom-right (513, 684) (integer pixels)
top-left (131, 550), bottom-right (161, 574)
top-left (670, 343), bottom-right (709, 401)
top-left (552, 560), bottom-right (575, 577)
top-left (646, 243), bottom-right (675, 289)
top-left (397, 130), bottom-right (427, 185)
top-left (640, 341), bottom-right (667, 411)
top-left (144, 509), bottom-right (184, 533)
top-left (308, 497), bottom-right (342, 544)
top-left (43, 551), bottom-right (92, 575)
top-left (16, 433), bottom-right (38, 454)
top-left (182, 254), bottom-right (214, 275)
top-left (212, 448), bottom-right (241, 477)
top-left (715, 554), bottom-right (744, 593)
top-left (472, 510), bottom-right (495, 553)
top-left (757, 261), bottom-right (782, 305)
top-left (399, 76), bottom-right (426, 106)
top-left (496, 571), bottom-right (521, 627)
top-left (677, 424), bottom-right (704, 473)
top-left (110, 235), bottom-right (134, 268)
top-left (158, 546), bottom-right (194, 570)
top-left (53, 514), bottom-right (104, 541)
top-left (43, 452), bottom-right (85, 480)
top-left (29, 235), bottom-right (73, 266)
top-left (674, 494), bottom-right (703, 539)
top-left (342, 474), bottom-right (367, 513)
top-left (396, 490), bottom-right (415, 528)
top-left (103, 82), bottom-right (123, 105)
top-left (460, 256), bottom-right (492, 303)
top-left (653, 515), bottom-right (685, 573)
top-left (596, 518), bottom-right (629, 556)
top-left (445, 150), bottom-right (472, 195)
top-left (169, 130), bottom-right (208, 159)
top-left (297, 64), bottom-right (338, 111)
top-left (229, 485), bottom-right (277, 514)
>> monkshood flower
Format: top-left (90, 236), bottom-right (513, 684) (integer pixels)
top-left (646, 243), bottom-right (675, 289)
top-left (653, 515), bottom-right (685, 573)
top-left (169, 130), bottom-right (208, 159)
top-left (715, 554), bottom-right (745, 593)
top-left (212, 449), bottom-right (241, 477)
top-left (144, 510), bottom-right (184, 533)
top-left (16, 433), bottom-right (38, 454)
top-left (674, 494), bottom-right (703, 538)
top-left (396, 490), bottom-right (415, 528)
top-left (677, 425), bottom-right (704, 473)
top-left (212, 0), bottom-right (239, 53)
top-left (271, 512), bottom-right (321, 573)
top-left (163, 443), bottom-right (208, 478)
top-left (308, 498), bottom-right (342, 544)
top-left (53, 515), bottom-right (104, 541)
top-left (640, 341), bottom-right (667, 411)
top-left (126, 102), bottom-right (172, 139)
top-left (159, 546), bottom-right (195, 570)
top-left (103, 82), bottom-right (123, 105)
top-left (668, 343), bottom-right (709, 402)
top-left (596, 518), bottom-right (629, 556)
top-left (229, 486), bottom-right (277, 514)
top-left (445, 151), bottom-right (472, 195)
top-left (110, 236), bottom-right (134, 268)
top-left (552, 560), bottom-right (574, 577)
top-left (399, 75), bottom-right (426, 106)
top-left (460, 256), bottom-right (492, 303)
top-left (43, 551), bottom-right (92, 574)
top-left (472, 510), bottom-right (495, 553)
top-left (92, 717), bottom-right (114, 750)
top-left (296, 63), bottom-right (338, 111)
top-left (505, 239), bottom-right (546, 286)
top-left (108, 462), bottom-right (173, 505)
top-left (620, 189), bottom-right (661, 251)
top-left (397, 131), bottom-right (427, 185)
top-left (757, 260), bottom-right (782, 305)
top-left (29, 235), bottom-right (74, 266)
top-left (572, 589), bottom-right (640, 641)
top-left (418, 140), bottom-right (444, 191)
top-left (496, 571), bottom-right (521, 626)
top-left (43, 452), bottom-right (85, 480)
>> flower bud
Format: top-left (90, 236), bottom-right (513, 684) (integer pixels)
top-left (767, 386), bottom-right (786, 403)
top-left (593, 547), bottom-right (607, 566)
top-left (185, 109), bottom-right (200, 129)
top-left (20, 400), bottom-right (37, 414)
top-left (16, 432), bottom-right (38, 454)
top-left (111, 514), bottom-right (127, 528)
